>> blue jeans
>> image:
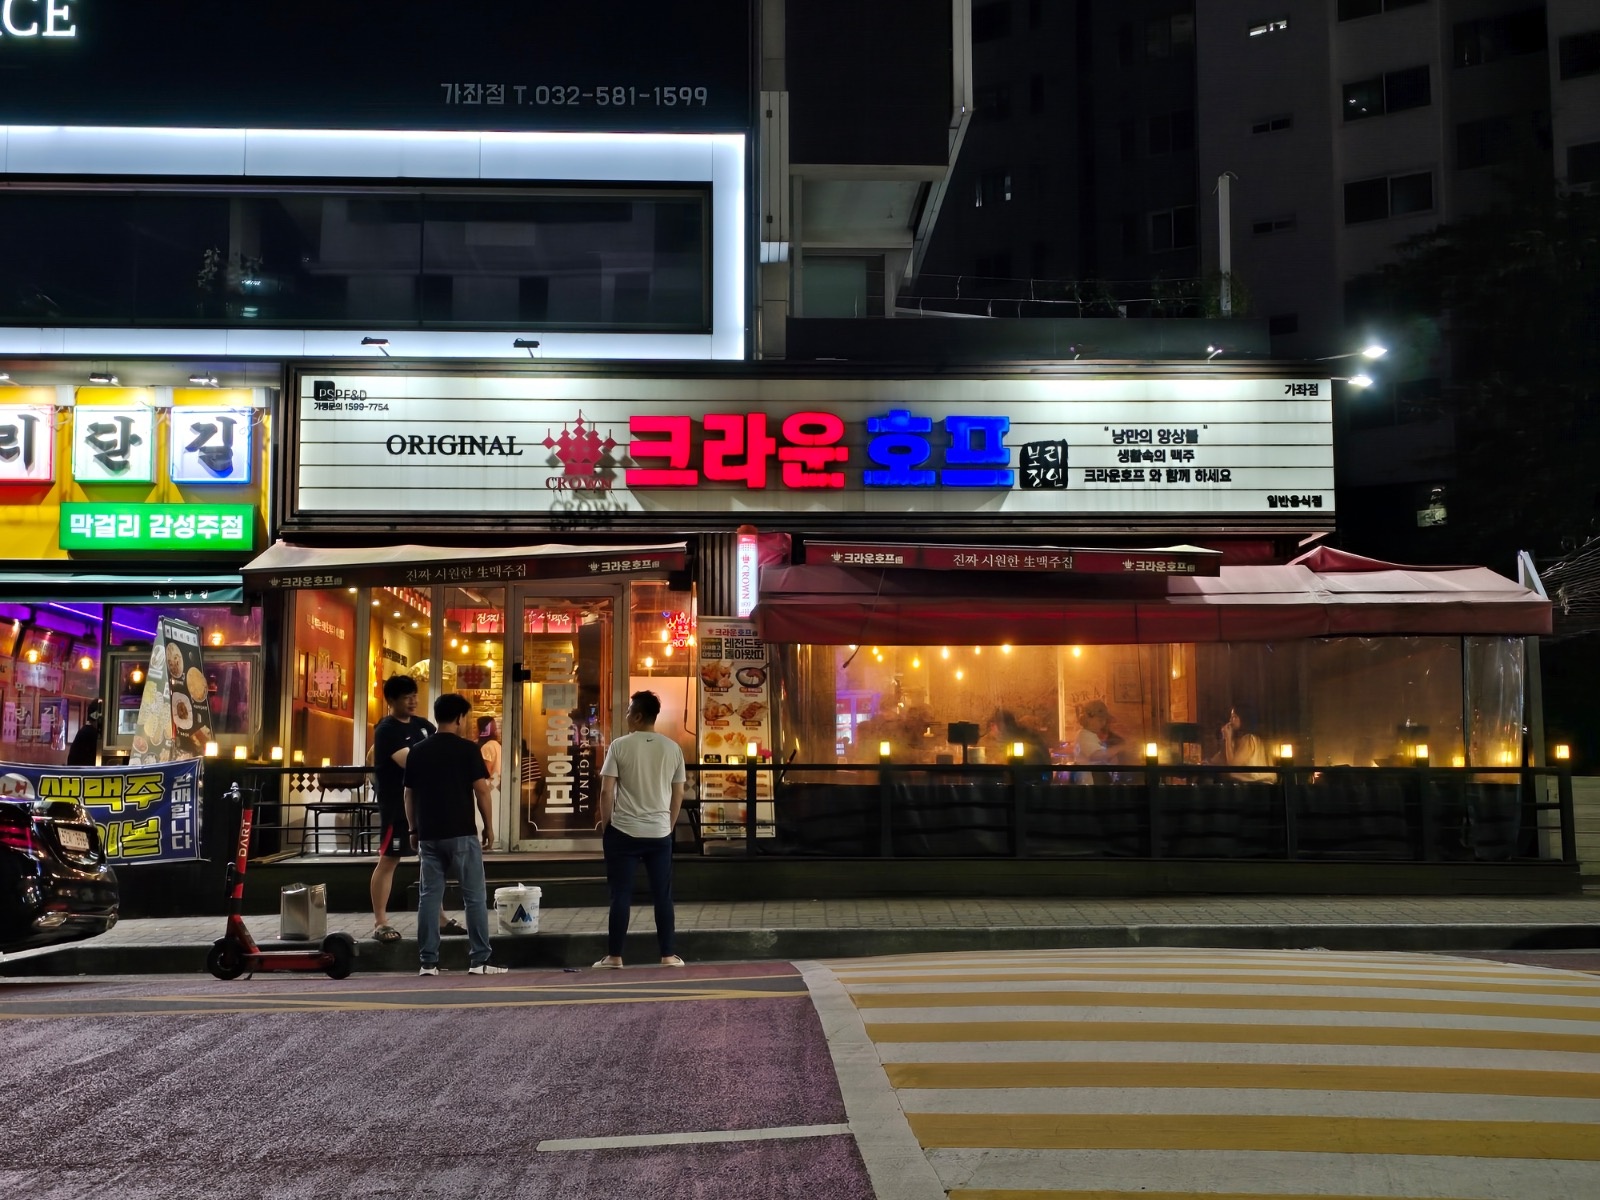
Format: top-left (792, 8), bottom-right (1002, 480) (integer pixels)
top-left (417, 835), bottom-right (491, 968)
top-left (602, 824), bottom-right (675, 958)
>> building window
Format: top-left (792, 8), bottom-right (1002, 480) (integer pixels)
top-left (1146, 11), bottom-right (1195, 60)
top-left (975, 84), bottom-right (1013, 120)
top-left (1455, 9), bottom-right (1546, 69)
top-left (1268, 313), bottom-right (1299, 336)
top-left (1345, 171), bottom-right (1434, 223)
top-left (1559, 30), bottom-right (1600, 80)
top-left (1251, 114), bottom-right (1293, 135)
top-left (972, 0), bottom-right (1012, 43)
top-left (1251, 214), bottom-right (1297, 235)
top-left (1149, 205), bottom-right (1197, 251)
top-left (1338, 0), bottom-right (1427, 20)
top-left (1148, 110), bottom-right (1195, 155)
top-left (1249, 17), bottom-right (1289, 37)
top-left (1571, 142), bottom-right (1600, 186)
top-left (975, 169), bottom-right (1014, 207)
top-left (1343, 65), bottom-right (1430, 121)
top-left (1456, 114), bottom-right (1524, 171)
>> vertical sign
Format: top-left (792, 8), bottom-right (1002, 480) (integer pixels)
top-left (735, 529), bottom-right (760, 618)
top-left (130, 617), bottom-right (212, 764)
top-left (72, 407), bottom-right (155, 483)
top-left (696, 616), bottom-right (773, 838)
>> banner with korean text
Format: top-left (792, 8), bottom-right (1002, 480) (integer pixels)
top-left (696, 616), bottom-right (773, 839)
top-left (0, 760), bottom-right (201, 864)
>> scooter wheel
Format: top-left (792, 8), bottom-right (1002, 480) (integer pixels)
top-left (206, 938), bottom-right (247, 981)
top-left (322, 933), bottom-right (356, 980)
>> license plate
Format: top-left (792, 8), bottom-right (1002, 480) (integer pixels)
top-left (58, 827), bottom-right (90, 852)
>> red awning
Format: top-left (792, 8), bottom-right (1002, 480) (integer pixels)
top-left (752, 555), bottom-right (1551, 645)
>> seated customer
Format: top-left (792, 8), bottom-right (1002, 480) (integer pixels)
top-left (1213, 705), bottom-right (1274, 782)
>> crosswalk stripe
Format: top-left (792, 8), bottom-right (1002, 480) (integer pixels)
top-left (851, 989), bottom-right (1600, 1023)
top-left (945, 1191), bottom-right (1478, 1200)
top-left (882, 1060), bottom-right (1600, 1097)
top-left (840, 972), bottom-right (1600, 996)
top-left (865, 1020), bottom-right (1600, 1053)
top-left (905, 1113), bottom-right (1600, 1159)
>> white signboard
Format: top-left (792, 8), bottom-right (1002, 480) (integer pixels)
top-left (169, 407), bottom-right (253, 484)
top-left (0, 405), bottom-right (55, 483)
top-left (294, 374), bottom-right (1335, 521)
top-left (72, 407), bottom-right (154, 483)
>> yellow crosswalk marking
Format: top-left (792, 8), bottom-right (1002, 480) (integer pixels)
top-left (853, 988), bottom-right (1600, 1023)
top-left (907, 1112), bottom-right (1600, 1159)
top-left (884, 1060), bottom-right (1600, 1097)
top-left (948, 1192), bottom-right (1480, 1200)
top-left (842, 970), bottom-right (1600, 996)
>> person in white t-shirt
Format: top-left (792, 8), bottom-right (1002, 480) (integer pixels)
top-left (594, 690), bottom-right (687, 968)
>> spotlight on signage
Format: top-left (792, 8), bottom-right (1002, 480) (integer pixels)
top-left (0, 0), bottom-right (76, 38)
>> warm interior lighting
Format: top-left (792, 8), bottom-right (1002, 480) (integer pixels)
top-left (1145, 742), bottom-right (1159, 761)
top-left (25, 649), bottom-right (38, 663)
top-left (203, 741), bottom-right (219, 758)
top-left (660, 630), bottom-right (669, 642)
top-left (878, 741), bottom-right (891, 758)
top-left (209, 632), bottom-right (223, 646)
top-left (1011, 741), bottom-right (1025, 759)
top-left (910, 656), bottom-right (921, 669)
top-left (270, 746), bottom-right (284, 761)
top-left (410, 621), bottom-right (419, 629)
top-left (1500, 749), bottom-right (1516, 766)
top-left (450, 638), bottom-right (459, 647)
top-left (1277, 743), bottom-right (1294, 761)
top-left (1555, 744), bottom-right (1571, 761)
top-left (940, 647), bottom-right (949, 659)
top-left (321, 757), bottom-right (332, 768)
top-left (1451, 754), bottom-right (1466, 768)
top-left (870, 646), bottom-right (879, 656)
top-left (747, 741), bottom-right (759, 758)
top-left (78, 655), bottom-right (93, 670)
top-left (973, 646), bottom-right (982, 655)
top-left (643, 655), bottom-right (654, 670)
top-left (1071, 646), bottom-right (1082, 658)
top-left (1412, 744), bottom-right (1430, 762)
top-left (371, 598), bottom-right (380, 607)
top-left (348, 587), bottom-right (357, 594)
top-left (1001, 644), bottom-right (1011, 654)
top-left (130, 667), bottom-right (144, 684)
top-left (292, 750), bottom-right (305, 764)
top-left (663, 645), bottom-right (674, 657)
top-left (233, 745), bottom-right (248, 761)
top-left (954, 668), bottom-right (965, 681)
top-left (392, 611), bottom-right (401, 619)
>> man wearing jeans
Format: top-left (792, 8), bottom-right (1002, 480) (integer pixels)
top-left (403, 693), bottom-right (506, 976)
top-left (593, 690), bottom-right (686, 968)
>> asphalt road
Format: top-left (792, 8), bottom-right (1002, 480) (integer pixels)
top-left (0, 962), bottom-right (873, 1200)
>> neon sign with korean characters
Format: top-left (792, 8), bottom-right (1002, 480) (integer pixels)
top-left (0, 406), bottom-right (56, 483)
top-left (0, 0), bottom-right (76, 40)
top-left (169, 408), bottom-right (254, 484)
top-left (72, 407), bottom-right (155, 483)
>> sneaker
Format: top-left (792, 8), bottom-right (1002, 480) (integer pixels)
top-left (467, 963), bottom-right (508, 976)
top-left (418, 965), bottom-right (440, 977)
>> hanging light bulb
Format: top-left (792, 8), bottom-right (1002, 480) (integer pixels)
top-left (911, 656), bottom-right (921, 669)
top-left (940, 647), bottom-right (950, 660)
top-left (1071, 646), bottom-right (1082, 658)
top-left (973, 646), bottom-right (982, 655)
top-left (131, 667), bottom-right (144, 684)
top-left (954, 668), bottom-right (965, 681)
top-left (78, 655), bottom-right (94, 671)
top-left (1001, 644), bottom-right (1012, 654)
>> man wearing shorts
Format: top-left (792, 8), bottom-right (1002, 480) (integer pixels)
top-left (370, 674), bottom-right (442, 943)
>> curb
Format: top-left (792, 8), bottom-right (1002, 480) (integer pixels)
top-left (5, 922), bottom-right (1598, 976)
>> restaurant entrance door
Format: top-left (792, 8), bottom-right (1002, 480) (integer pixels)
top-left (508, 587), bottom-right (622, 849)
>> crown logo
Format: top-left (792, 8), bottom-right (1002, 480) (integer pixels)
top-left (543, 412), bottom-right (617, 477)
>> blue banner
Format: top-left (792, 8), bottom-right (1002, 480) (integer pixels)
top-left (0, 760), bottom-right (201, 865)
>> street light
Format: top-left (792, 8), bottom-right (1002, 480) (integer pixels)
top-left (1315, 343), bottom-right (1387, 362)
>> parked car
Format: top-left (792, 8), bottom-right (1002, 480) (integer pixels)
top-left (0, 775), bottom-right (119, 953)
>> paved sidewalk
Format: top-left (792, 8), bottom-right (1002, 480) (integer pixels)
top-left (4, 896), bottom-right (1598, 975)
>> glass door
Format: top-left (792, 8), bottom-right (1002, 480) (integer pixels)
top-left (510, 589), bottom-right (620, 849)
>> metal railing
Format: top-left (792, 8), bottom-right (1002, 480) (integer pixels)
top-left (683, 761), bottom-right (1578, 864)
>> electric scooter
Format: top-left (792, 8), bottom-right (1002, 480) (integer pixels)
top-left (207, 782), bottom-right (357, 980)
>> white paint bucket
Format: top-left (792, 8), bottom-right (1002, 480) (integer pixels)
top-left (494, 885), bottom-right (541, 935)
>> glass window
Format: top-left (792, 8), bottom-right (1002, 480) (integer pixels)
top-left (1303, 638), bottom-right (1463, 766)
top-left (1455, 9), bottom-right (1546, 68)
top-left (1345, 176), bottom-right (1393, 223)
top-left (366, 585), bottom-right (435, 747)
top-left (1343, 76), bottom-right (1385, 121)
top-left (1570, 142), bottom-right (1600, 186)
top-left (0, 188), bottom-right (709, 332)
top-left (627, 581), bottom-right (697, 764)
top-left (289, 590), bottom-right (358, 768)
top-left (1560, 30), bottom-right (1600, 80)
top-left (972, 1), bottom-right (1012, 43)
top-left (1384, 66), bottom-right (1431, 113)
top-left (443, 586), bottom-right (505, 801)
top-left (1389, 171), bottom-right (1434, 216)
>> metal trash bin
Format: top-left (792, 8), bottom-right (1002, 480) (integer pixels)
top-left (280, 882), bottom-right (328, 941)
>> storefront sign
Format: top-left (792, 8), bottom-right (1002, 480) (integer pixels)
top-left (0, 405), bottom-right (54, 483)
top-left (0, 0), bottom-right (750, 132)
top-left (71, 407), bottom-right (155, 483)
top-left (696, 616), bottom-right (772, 836)
top-left (806, 542), bottom-right (1224, 576)
top-left (169, 408), bottom-right (253, 484)
top-left (253, 550), bottom-right (684, 592)
top-left (129, 617), bottom-right (214, 764)
top-left (60, 503), bottom-right (255, 551)
top-left (0, 760), bottom-right (201, 864)
top-left (292, 373), bottom-right (1336, 526)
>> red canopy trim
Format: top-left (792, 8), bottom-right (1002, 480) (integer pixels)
top-left (805, 541), bottom-right (1222, 577)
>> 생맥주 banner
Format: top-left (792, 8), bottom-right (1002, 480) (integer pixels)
top-left (0, 760), bottom-right (201, 864)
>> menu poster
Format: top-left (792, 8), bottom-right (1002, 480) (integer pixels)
top-left (130, 618), bottom-right (214, 765)
top-left (696, 616), bottom-right (773, 837)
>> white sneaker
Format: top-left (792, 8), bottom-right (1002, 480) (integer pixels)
top-left (467, 963), bottom-right (508, 975)
top-left (418, 965), bottom-right (440, 977)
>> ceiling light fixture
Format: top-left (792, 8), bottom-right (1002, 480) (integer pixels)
top-left (361, 337), bottom-right (391, 356)
top-left (513, 338), bottom-right (541, 358)
top-left (188, 374), bottom-right (219, 387)
top-left (88, 372), bottom-right (118, 385)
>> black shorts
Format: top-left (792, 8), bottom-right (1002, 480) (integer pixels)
top-left (377, 804), bottom-right (413, 858)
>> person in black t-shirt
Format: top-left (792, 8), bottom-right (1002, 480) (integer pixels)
top-left (369, 674), bottom-right (436, 944)
top-left (404, 693), bottom-right (504, 975)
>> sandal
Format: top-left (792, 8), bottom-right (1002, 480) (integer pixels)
top-left (592, 957), bottom-right (624, 969)
top-left (660, 955), bottom-right (686, 967)
top-left (440, 918), bottom-right (468, 936)
top-left (373, 924), bottom-right (402, 944)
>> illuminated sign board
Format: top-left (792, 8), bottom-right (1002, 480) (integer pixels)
top-left (0, 0), bottom-right (76, 39)
top-left (71, 407), bottom-right (155, 484)
top-left (0, 405), bottom-right (55, 482)
top-left (60, 503), bottom-right (255, 551)
top-left (169, 408), bottom-right (253, 484)
top-left (291, 373), bottom-right (1336, 529)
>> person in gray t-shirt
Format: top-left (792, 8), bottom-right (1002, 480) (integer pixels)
top-left (594, 690), bottom-right (686, 968)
